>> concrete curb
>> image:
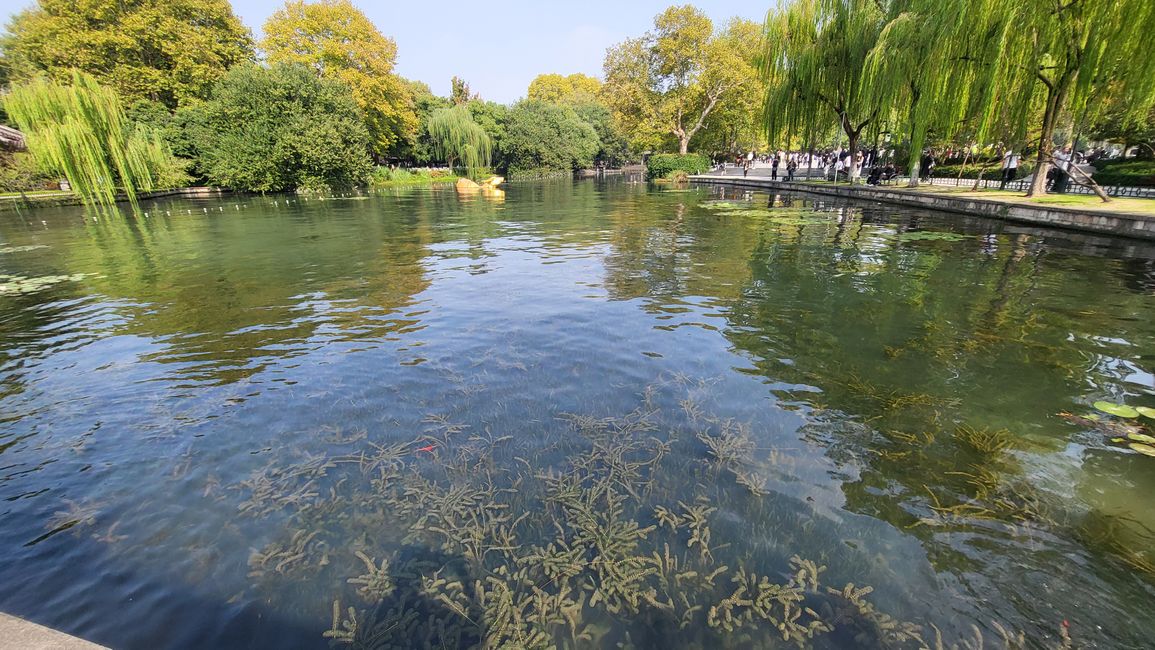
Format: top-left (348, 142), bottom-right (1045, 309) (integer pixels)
top-left (0, 187), bottom-right (232, 212)
top-left (0, 613), bottom-right (107, 649)
top-left (690, 175), bottom-right (1155, 241)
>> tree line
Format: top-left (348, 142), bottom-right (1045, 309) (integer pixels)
top-left (2, 0), bottom-right (1153, 202)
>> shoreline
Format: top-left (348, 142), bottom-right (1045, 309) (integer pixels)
top-left (690, 174), bottom-right (1155, 241)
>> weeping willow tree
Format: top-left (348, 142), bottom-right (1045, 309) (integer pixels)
top-left (865, 0), bottom-right (1017, 187)
top-left (3, 71), bottom-right (174, 206)
top-left (995, 0), bottom-right (1155, 199)
top-left (426, 105), bottom-right (492, 177)
top-left (761, 0), bottom-right (886, 183)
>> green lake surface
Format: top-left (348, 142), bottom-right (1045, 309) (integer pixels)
top-left (0, 179), bottom-right (1153, 649)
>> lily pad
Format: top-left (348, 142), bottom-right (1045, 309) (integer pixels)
top-left (1093, 401), bottom-right (1140, 418)
top-left (1136, 406), bottom-right (1155, 420)
top-left (1127, 432), bottom-right (1155, 445)
top-left (1128, 442), bottom-right (1155, 457)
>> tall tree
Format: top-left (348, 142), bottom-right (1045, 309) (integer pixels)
top-left (5, 71), bottom-right (181, 205)
top-left (2, 0), bottom-right (253, 107)
top-left (604, 5), bottom-right (757, 155)
top-left (427, 105), bottom-right (492, 176)
top-left (762, 0), bottom-right (887, 181)
top-left (450, 77), bottom-right (477, 105)
top-left (261, 0), bottom-right (417, 159)
top-left (689, 18), bottom-right (767, 158)
top-left (527, 73), bottom-right (602, 104)
top-left (995, 0), bottom-right (1155, 197)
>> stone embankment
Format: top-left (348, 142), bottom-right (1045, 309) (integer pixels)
top-left (691, 175), bottom-right (1155, 241)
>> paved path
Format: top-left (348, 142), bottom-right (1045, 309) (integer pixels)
top-left (0, 613), bottom-right (107, 650)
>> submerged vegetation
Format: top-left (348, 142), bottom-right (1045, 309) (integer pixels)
top-left (203, 370), bottom-right (1080, 649)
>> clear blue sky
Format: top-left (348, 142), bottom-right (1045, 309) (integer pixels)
top-left (4, 1), bottom-right (768, 104)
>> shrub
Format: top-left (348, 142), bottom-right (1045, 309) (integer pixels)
top-left (1090, 159), bottom-right (1155, 187)
top-left (192, 63), bottom-right (372, 193)
top-left (646, 153), bottom-right (711, 179)
top-left (670, 169), bottom-right (690, 183)
top-left (0, 152), bottom-right (56, 193)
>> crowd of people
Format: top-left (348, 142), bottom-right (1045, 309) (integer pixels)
top-left (719, 143), bottom-right (1113, 194)
top-left (721, 148), bottom-right (900, 184)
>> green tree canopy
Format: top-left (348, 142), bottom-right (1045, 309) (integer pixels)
top-left (604, 5), bottom-right (758, 155)
top-left (4, 71), bottom-right (183, 205)
top-left (762, 0), bottom-right (887, 181)
top-left (260, 0), bottom-right (418, 158)
top-left (2, 0), bottom-right (253, 108)
top-left (500, 100), bottom-right (600, 177)
top-left (527, 73), bottom-right (602, 105)
top-left (191, 63), bottom-right (372, 192)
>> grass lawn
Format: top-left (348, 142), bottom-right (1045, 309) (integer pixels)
top-left (793, 180), bottom-right (1155, 218)
top-left (0, 190), bottom-right (72, 199)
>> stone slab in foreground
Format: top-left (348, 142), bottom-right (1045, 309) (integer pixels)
top-left (0, 613), bottom-right (108, 650)
top-left (691, 175), bottom-right (1155, 241)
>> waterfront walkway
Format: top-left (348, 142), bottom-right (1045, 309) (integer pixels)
top-left (0, 613), bottom-right (107, 649)
top-left (691, 171), bottom-right (1155, 241)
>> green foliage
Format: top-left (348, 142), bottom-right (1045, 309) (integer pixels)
top-left (427, 105), bottom-right (492, 177)
top-left (192, 63), bottom-right (372, 192)
top-left (260, 0), bottom-right (417, 158)
top-left (604, 6), bottom-right (758, 154)
top-left (2, 0), bottom-right (253, 108)
top-left (4, 71), bottom-right (182, 205)
top-left (570, 102), bottom-right (628, 167)
top-left (368, 167), bottom-right (458, 186)
top-left (527, 73), bottom-right (601, 104)
top-left (395, 79), bottom-right (452, 165)
top-left (1090, 159), bottom-right (1155, 187)
top-left (646, 153), bottom-right (710, 179)
top-left (0, 151), bottom-right (54, 192)
top-left (500, 100), bottom-right (600, 177)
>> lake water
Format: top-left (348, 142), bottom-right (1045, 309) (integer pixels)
top-left (1, 179), bottom-right (1153, 649)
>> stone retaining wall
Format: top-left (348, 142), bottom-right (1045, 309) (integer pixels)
top-left (0, 187), bottom-right (231, 212)
top-left (691, 175), bottom-right (1155, 241)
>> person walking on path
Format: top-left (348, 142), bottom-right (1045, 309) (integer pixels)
top-left (771, 155), bottom-right (780, 180)
top-left (786, 155), bottom-right (797, 181)
top-left (999, 147), bottom-right (1020, 190)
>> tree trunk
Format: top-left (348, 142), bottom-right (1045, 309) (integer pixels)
top-left (679, 137), bottom-right (689, 155)
top-left (847, 131), bottom-right (859, 183)
top-left (1028, 74), bottom-right (1072, 197)
top-left (906, 88), bottom-right (922, 188)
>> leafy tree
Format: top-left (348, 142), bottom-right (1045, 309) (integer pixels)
top-left (573, 101), bottom-right (629, 167)
top-left (451, 76), bottom-right (478, 105)
top-left (762, 0), bottom-right (887, 182)
top-left (4, 71), bottom-right (183, 205)
top-left (527, 73), bottom-right (602, 104)
top-left (993, 0), bottom-right (1155, 196)
top-left (261, 0), bottom-right (417, 158)
top-left (1, 0), bottom-right (253, 107)
top-left (500, 100), bottom-right (600, 176)
top-left (191, 63), bottom-right (372, 192)
top-left (603, 5), bottom-right (757, 154)
top-left (467, 100), bottom-right (510, 161)
top-left (427, 104), bottom-right (492, 175)
top-left (688, 18), bottom-right (765, 158)
top-left (396, 79), bottom-right (451, 164)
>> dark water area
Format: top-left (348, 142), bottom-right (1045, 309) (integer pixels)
top-left (0, 179), bottom-right (1153, 649)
